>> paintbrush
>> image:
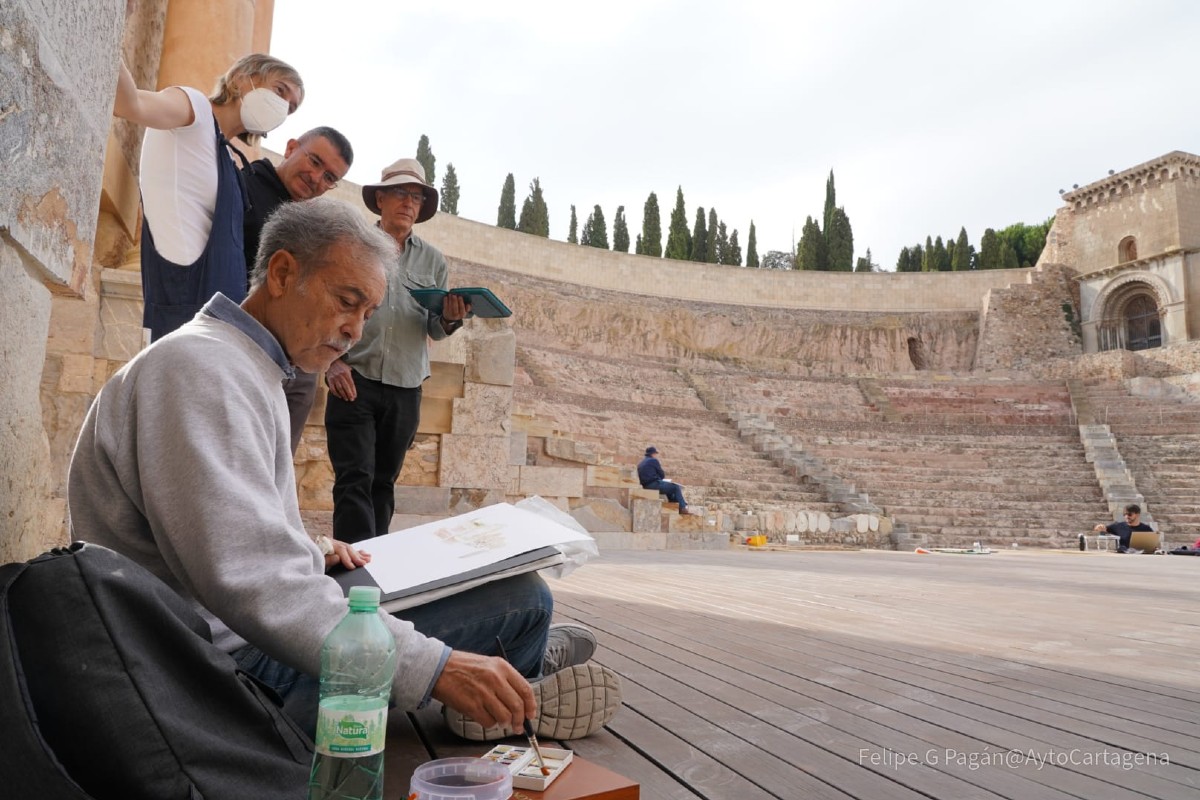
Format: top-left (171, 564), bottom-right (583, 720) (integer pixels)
top-left (496, 636), bottom-right (551, 776)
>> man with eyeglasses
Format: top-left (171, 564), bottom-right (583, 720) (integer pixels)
top-left (324, 157), bottom-right (469, 542)
top-left (242, 126), bottom-right (354, 453)
top-left (1092, 503), bottom-right (1155, 553)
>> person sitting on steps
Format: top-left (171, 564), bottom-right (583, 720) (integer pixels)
top-left (1092, 503), bottom-right (1155, 553)
top-left (637, 446), bottom-right (693, 515)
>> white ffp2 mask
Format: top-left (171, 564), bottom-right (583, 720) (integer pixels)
top-left (240, 87), bottom-right (289, 135)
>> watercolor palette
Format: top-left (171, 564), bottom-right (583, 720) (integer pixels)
top-left (480, 743), bottom-right (574, 790)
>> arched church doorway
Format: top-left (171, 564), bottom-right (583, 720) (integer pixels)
top-left (1124, 295), bottom-right (1162, 351)
top-left (1097, 283), bottom-right (1163, 351)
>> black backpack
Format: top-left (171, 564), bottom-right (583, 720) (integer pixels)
top-left (0, 542), bottom-right (313, 799)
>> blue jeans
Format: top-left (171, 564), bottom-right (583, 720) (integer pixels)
top-left (644, 479), bottom-right (687, 510)
top-left (234, 571), bottom-right (553, 737)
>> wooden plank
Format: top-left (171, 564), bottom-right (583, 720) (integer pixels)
top-left (544, 550), bottom-right (1200, 799)
top-left (586, 619), bottom-right (1079, 800)
top-left (559, 597), bottom-right (1187, 799)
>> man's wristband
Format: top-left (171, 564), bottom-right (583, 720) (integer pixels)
top-left (443, 318), bottom-right (463, 333)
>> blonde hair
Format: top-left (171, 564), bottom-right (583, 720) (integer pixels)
top-left (209, 53), bottom-right (304, 143)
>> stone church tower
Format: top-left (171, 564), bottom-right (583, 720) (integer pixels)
top-left (1045, 151), bottom-right (1200, 354)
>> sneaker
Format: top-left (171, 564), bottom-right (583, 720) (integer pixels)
top-left (443, 662), bottom-right (622, 741)
top-left (542, 623), bottom-right (597, 675)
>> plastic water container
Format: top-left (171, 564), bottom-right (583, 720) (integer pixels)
top-left (409, 758), bottom-right (512, 800)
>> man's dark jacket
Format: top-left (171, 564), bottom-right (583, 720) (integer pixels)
top-left (241, 158), bottom-right (291, 272)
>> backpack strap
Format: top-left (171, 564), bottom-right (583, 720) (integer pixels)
top-left (0, 559), bottom-right (95, 798)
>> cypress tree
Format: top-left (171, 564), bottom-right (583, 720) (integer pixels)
top-left (664, 187), bottom-right (690, 260)
top-left (823, 170), bottom-right (836, 241)
top-left (439, 163), bottom-right (459, 215)
top-left (727, 229), bottom-right (742, 266)
top-left (715, 221), bottom-right (729, 265)
top-left (826, 207), bottom-right (854, 270)
top-left (746, 221), bottom-right (759, 267)
top-left (690, 207), bottom-right (708, 262)
top-left (931, 236), bottom-right (950, 271)
top-left (978, 228), bottom-right (1001, 269)
top-left (706, 208), bottom-right (719, 263)
top-left (635, 233), bottom-right (644, 255)
top-left (641, 192), bottom-right (662, 257)
top-left (567, 205), bottom-right (578, 244)
top-left (855, 248), bottom-right (875, 272)
top-left (579, 212), bottom-right (593, 246)
top-left (582, 205), bottom-right (608, 249)
top-left (612, 206), bottom-right (630, 253)
top-left (497, 174), bottom-right (517, 229)
top-left (517, 178), bottom-right (549, 237)
top-left (416, 134), bottom-right (436, 186)
top-left (923, 235), bottom-right (934, 271)
top-left (796, 216), bottom-right (827, 270)
top-left (912, 243), bottom-right (925, 272)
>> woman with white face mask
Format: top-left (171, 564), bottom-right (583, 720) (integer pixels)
top-left (113, 54), bottom-right (304, 340)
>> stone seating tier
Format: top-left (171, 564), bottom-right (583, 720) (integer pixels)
top-left (693, 372), bottom-right (875, 421)
top-left (512, 389), bottom-right (844, 537)
top-left (517, 344), bottom-right (708, 411)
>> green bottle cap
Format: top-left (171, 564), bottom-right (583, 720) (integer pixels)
top-left (347, 585), bottom-right (381, 611)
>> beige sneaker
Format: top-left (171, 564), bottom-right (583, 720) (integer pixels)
top-left (443, 663), bottom-right (622, 741)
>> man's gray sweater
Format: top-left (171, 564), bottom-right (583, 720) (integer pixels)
top-left (67, 296), bottom-right (446, 708)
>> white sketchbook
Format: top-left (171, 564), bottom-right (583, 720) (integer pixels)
top-left (330, 502), bottom-right (595, 611)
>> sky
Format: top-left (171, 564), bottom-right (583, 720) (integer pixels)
top-left (268, 0), bottom-right (1200, 270)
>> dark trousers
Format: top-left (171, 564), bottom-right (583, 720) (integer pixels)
top-left (325, 371), bottom-right (422, 542)
top-left (643, 479), bottom-right (687, 510)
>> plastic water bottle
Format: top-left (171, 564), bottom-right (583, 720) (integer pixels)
top-left (308, 586), bottom-right (397, 800)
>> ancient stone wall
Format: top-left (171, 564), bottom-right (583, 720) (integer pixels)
top-left (1029, 340), bottom-right (1200, 382)
top-left (416, 212), bottom-right (1030, 313)
top-left (0, 1), bottom-right (125, 562)
top-left (973, 263), bottom-right (1082, 371)
top-left (448, 258), bottom-right (981, 375)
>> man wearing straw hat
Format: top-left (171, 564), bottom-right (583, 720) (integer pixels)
top-left (325, 157), bottom-right (468, 543)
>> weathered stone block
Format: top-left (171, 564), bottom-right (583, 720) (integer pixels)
top-left (451, 382), bottom-right (512, 436)
top-left (448, 488), bottom-right (507, 514)
top-left (393, 485), bottom-right (451, 515)
top-left (439, 434), bottom-right (511, 490)
top-left (58, 353), bottom-right (94, 393)
top-left (428, 331), bottom-right (467, 365)
top-left (518, 465), bottom-right (585, 498)
top-left (465, 322), bottom-right (515, 386)
top-left (631, 497), bottom-right (662, 533)
top-left (569, 499), bottom-right (631, 533)
top-left (509, 431), bottom-right (527, 465)
top-left (586, 464), bottom-right (634, 488)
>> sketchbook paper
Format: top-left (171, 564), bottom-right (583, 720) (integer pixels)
top-left (359, 502), bottom-right (596, 594)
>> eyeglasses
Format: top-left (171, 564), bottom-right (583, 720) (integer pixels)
top-left (300, 148), bottom-right (340, 189)
top-left (385, 187), bottom-right (426, 205)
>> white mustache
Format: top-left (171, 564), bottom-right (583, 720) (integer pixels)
top-left (326, 338), bottom-right (354, 354)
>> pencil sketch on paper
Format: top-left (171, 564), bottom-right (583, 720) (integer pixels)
top-left (435, 519), bottom-right (508, 553)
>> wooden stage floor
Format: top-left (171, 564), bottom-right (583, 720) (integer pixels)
top-left (390, 547), bottom-right (1200, 799)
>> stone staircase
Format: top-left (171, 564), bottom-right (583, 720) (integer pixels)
top-left (512, 346), bottom-right (870, 544)
top-left (1075, 378), bottom-right (1200, 545)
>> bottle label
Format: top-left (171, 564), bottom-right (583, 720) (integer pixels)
top-left (314, 696), bottom-right (388, 757)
